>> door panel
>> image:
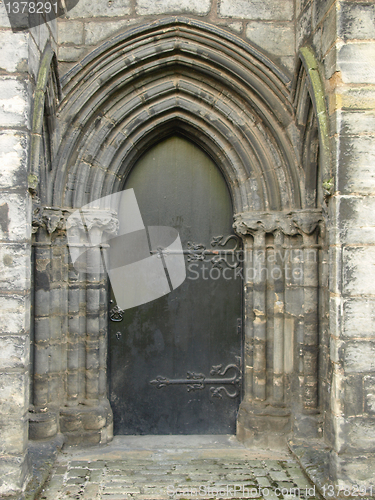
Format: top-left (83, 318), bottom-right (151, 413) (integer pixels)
top-left (109, 136), bottom-right (242, 434)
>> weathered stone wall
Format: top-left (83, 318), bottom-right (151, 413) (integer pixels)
top-left (0, 9), bottom-right (30, 498)
top-left (56, 0), bottom-right (296, 76)
top-left (296, 0), bottom-right (375, 488)
top-left (0, 4), bottom-right (57, 496)
top-left (1, 0), bottom-right (375, 496)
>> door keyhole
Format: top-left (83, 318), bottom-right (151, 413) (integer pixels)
top-left (116, 332), bottom-right (122, 340)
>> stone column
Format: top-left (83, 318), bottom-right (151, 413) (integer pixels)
top-left (60, 209), bottom-right (117, 445)
top-left (30, 207), bottom-right (68, 440)
top-left (234, 209), bottom-right (323, 448)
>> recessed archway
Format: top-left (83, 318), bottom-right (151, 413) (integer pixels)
top-left (30, 19), bottom-right (327, 446)
top-left (51, 17), bottom-right (301, 213)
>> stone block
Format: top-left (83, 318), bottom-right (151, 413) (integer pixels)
top-left (35, 316), bottom-right (50, 342)
top-left (226, 22), bottom-right (243, 34)
top-left (344, 374), bottom-right (364, 417)
top-left (296, 4), bottom-right (312, 50)
top-left (86, 344), bottom-right (100, 371)
top-left (0, 192), bottom-right (31, 242)
top-left (66, 0), bottom-right (131, 18)
top-left (335, 196), bottom-right (375, 245)
top-left (223, 0), bottom-right (294, 20)
top-left (312, 0), bottom-right (335, 29)
top-left (0, 371), bottom-right (28, 416)
top-left (346, 417), bottom-right (375, 453)
top-left (296, 0), bottom-right (311, 19)
top-left (0, 414), bottom-right (28, 455)
top-left (321, 3), bottom-right (336, 57)
top-left (338, 43), bottom-right (375, 84)
top-left (0, 131), bottom-right (28, 189)
top-left (364, 375), bottom-right (375, 415)
top-left (58, 20), bottom-right (84, 44)
top-left (344, 341), bottom-right (375, 374)
top-left (46, 16), bottom-right (58, 44)
top-left (28, 34), bottom-right (40, 82)
top-left (34, 343), bottom-right (51, 375)
top-left (339, 2), bottom-right (375, 41)
top-left (323, 42), bottom-right (338, 80)
top-left (35, 288), bottom-right (50, 317)
top-left (29, 411), bottom-right (59, 439)
top-left (0, 2), bottom-right (12, 28)
top-left (84, 19), bottom-right (138, 45)
top-left (338, 136), bottom-right (375, 194)
top-left (49, 316), bottom-right (63, 342)
top-left (136, 0), bottom-right (211, 16)
top-left (0, 454), bottom-right (29, 498)
top-left (284, 287), bottom-right (303, 316)
top-left (245, 22), bottom-right (294, 57)
top-left (0, 335), bottom-right (29, 370)
top-left (59, 412), bottom-right (83, 433)
top-left (0, 294), bottom-right (30, 334)
top-left (335, 109), bottom-right (375, 137)
top-left (0, 243), bottom-right (30, 291)
top-left (0, 77), bottom-right (30, 127)
top-left (336, 86), bottom-right (375, 112)
top-left (0, 31), bottom-right (28, 73)
top-left (343, 245), bottom-right (375, 296)
top-left (58, 45), bottom-right (86, 63)
top-left (329, 452), bottom-right (375, 489)
top-left (328, 245), bottom-right (342, 294)
top-left (81, 411), bottom-right (106, 431)
top-left (343, 298), bottom-right (375, 339)
top-left (29, 20), bottom-right (50, 53)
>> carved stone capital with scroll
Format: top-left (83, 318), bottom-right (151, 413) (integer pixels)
top-left (233, 209), bottom-right (324, 237)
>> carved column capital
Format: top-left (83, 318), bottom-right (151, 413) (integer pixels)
top-left (233, 209), bottom-right (324, 237)
top-left (32, 201), bottom-right (71, 234)
top-left (66, 209), bottom-right (119, 237)
top-left (33, 202), bottom-right (120, 237)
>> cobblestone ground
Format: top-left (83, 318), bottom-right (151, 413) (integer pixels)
top-left (36, 436), bottom-right (322, 500)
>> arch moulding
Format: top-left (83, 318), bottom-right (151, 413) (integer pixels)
top-left (31, 20), bottom-right (325, 446)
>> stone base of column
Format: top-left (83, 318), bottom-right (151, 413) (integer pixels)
top-left (291, 410), bottom-right (322, 440)
top-left (236, 401), bottom-right (291, 450)
top-left (0, 454), bottom-right (30, 498)
top-left (289, 437), bottom-right (375, 496)
top-left (328, 452), bottom-right (375, 491)
top-left (60, 399), bottom-right (113, 446)
top-left (29, 410), bottom-right (59, 440)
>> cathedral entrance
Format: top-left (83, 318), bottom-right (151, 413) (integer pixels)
top-left (108, 136), bottom-right (243, 434)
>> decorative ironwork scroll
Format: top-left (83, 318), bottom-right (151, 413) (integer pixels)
top-left (186, 234), bottom-right (241, 269)
top-left (150, 359), bottom-right (241, 399)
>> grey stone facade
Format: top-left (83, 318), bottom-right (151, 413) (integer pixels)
top-left (0, 0), bottom-right (375, 498)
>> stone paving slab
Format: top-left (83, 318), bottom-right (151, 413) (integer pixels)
top-left (36, 436), bottom-right (322, 500)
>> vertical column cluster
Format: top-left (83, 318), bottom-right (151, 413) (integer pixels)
top-left (30, 208), bottom-right (68, 439)
top-left (31, 207), bottom-right (116, 445)
top-left (234, 209), bottom-right (323, 444)
top-left (60, 209), bottom-right (116, 445)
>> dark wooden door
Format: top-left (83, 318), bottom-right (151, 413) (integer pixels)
top-left (109, 136), bottom-right (242, 435)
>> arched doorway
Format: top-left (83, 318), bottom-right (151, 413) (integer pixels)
top-left (29, 19), bottom-right (326, 447)
top-left (108, 135), bottom-right (243, 434)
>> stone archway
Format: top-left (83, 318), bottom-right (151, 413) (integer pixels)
top-left (30, 19), bottom-right (326, 446)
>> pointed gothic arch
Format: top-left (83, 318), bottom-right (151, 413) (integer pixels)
top-left (50, 17), bottom-right (302, 212)
top-left (30, 20), bottom-right (329, 446)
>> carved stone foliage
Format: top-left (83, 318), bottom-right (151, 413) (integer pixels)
top-left (233, 209), bottom-right (324, 237)
top-left (65, 209), bottom-right (119, 236)
top-left (32, 202), bottom-right (119, 237)
top-left (32, 200), bottom-right (68, 234)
